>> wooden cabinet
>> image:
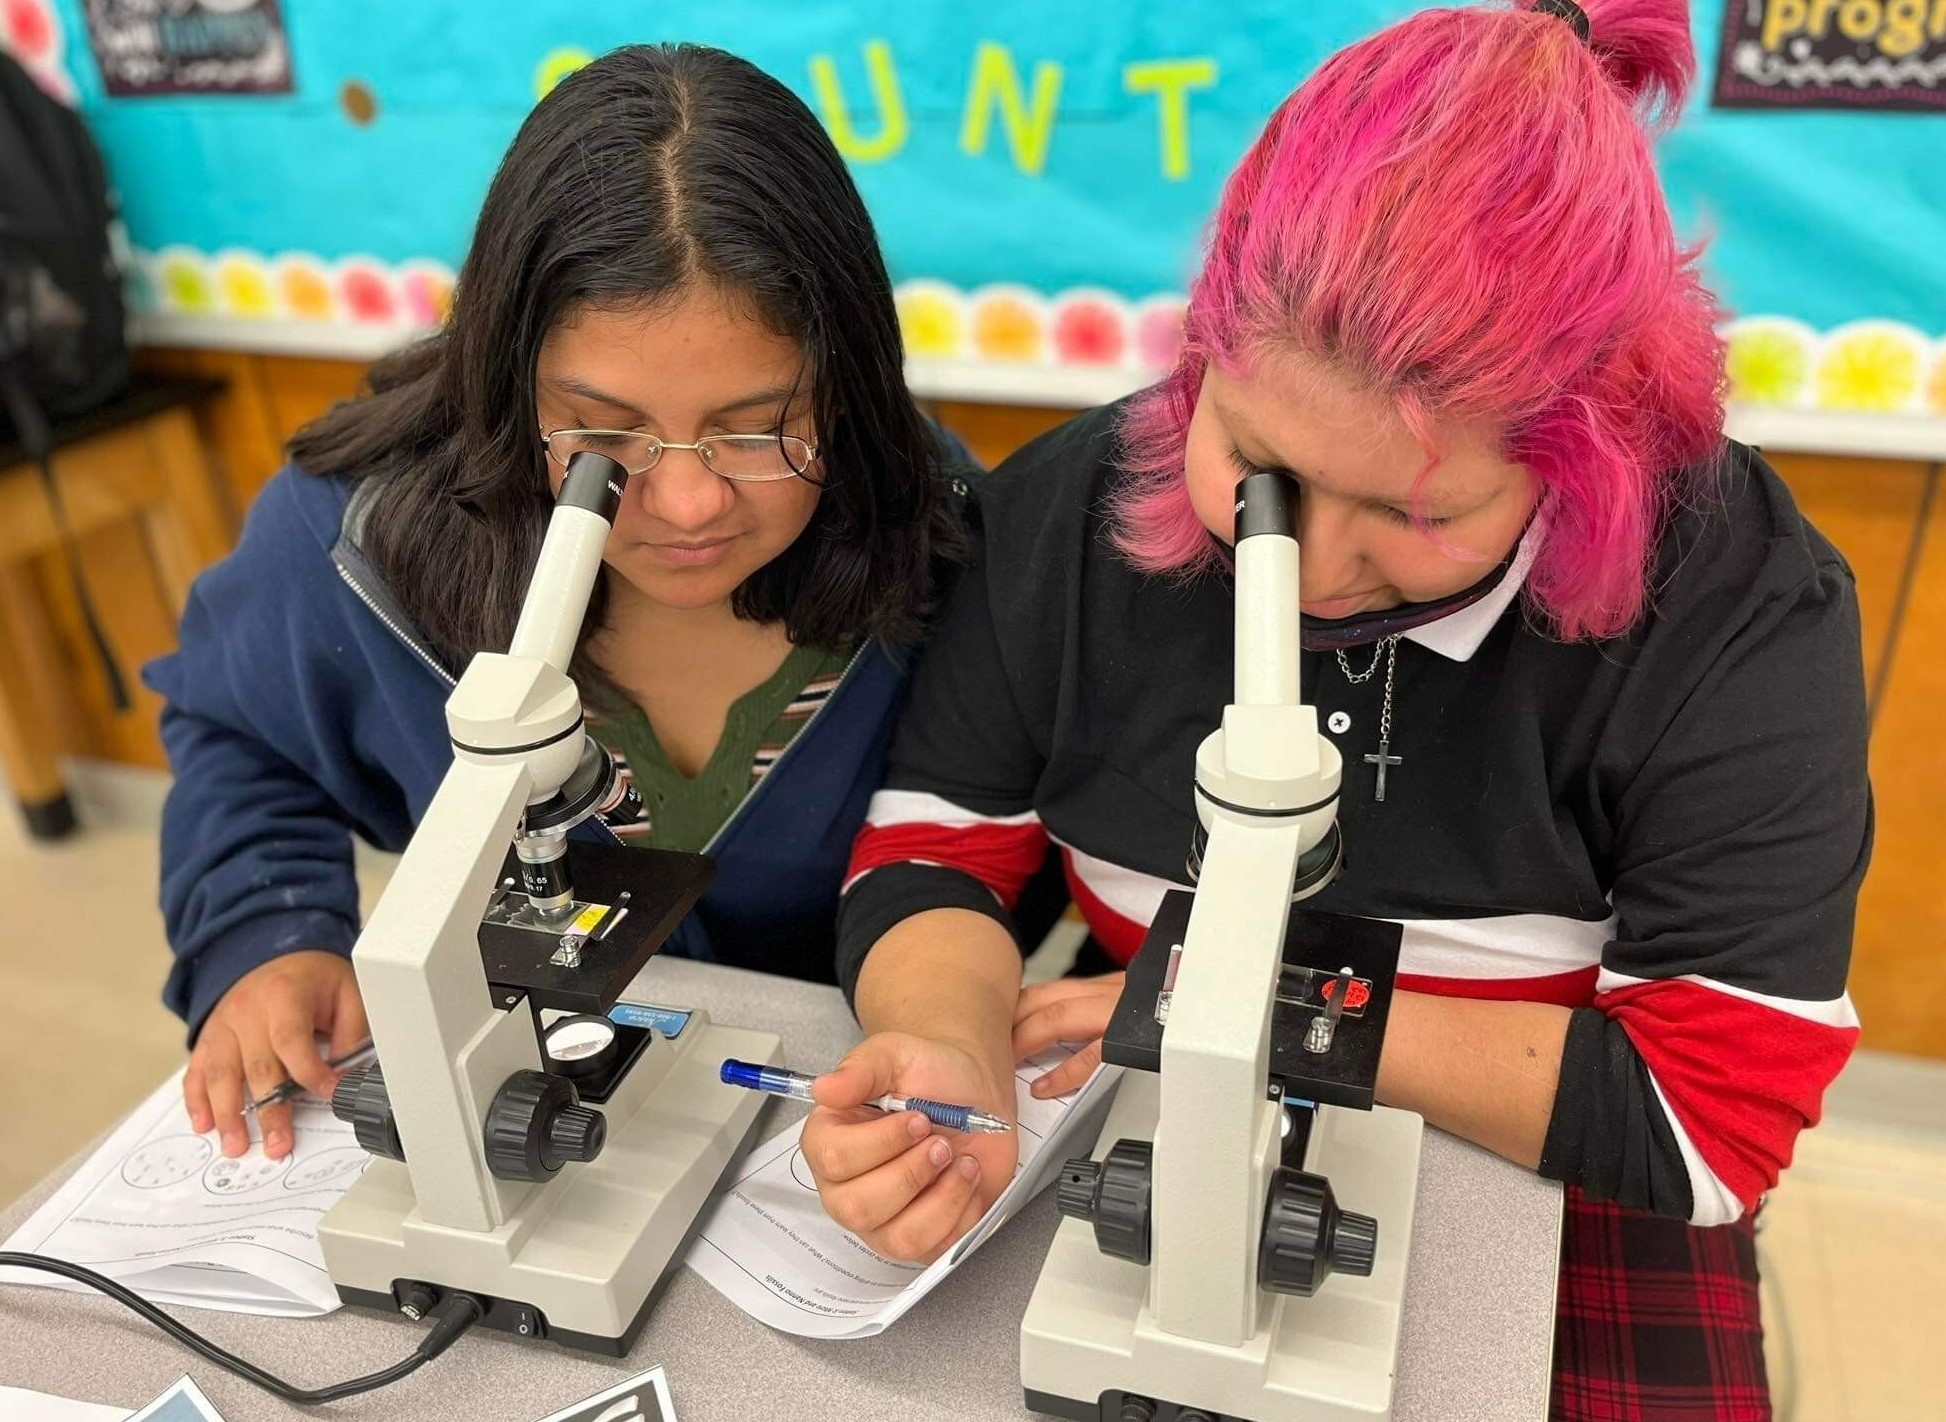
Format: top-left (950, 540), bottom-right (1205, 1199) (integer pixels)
top-left (135, 348), bottom-right (367, 511)
top-left (1836, 470), bottom-right (1946, 1060)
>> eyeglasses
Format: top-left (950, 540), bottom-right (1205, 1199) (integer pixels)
top-left (541, 428), bottom-right (817, 483)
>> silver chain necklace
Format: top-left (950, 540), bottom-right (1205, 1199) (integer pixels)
top-left (1334, 635), bottom-right (1402, 802)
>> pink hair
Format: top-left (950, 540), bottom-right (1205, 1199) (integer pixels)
top-left (1114, 0), bottom-right (1725, 640)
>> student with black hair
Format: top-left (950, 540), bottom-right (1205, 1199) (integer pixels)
top-left (147, 44), bottom-right (971, 1166)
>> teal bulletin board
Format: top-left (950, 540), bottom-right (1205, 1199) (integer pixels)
top-left (4, 0), bottom-right (1942, 416)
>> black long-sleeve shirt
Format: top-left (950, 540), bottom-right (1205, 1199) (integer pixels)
top-left (839, 399), bottom-right (1869, 1227)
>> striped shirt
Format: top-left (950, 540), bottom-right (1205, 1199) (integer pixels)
top-left (589, 641), bottom-right (852, 853)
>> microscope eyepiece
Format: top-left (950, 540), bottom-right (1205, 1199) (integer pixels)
top-left (1233, 471), bottom-right (1298, 544)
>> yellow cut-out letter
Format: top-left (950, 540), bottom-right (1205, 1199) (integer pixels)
top-left (1124, 58), bottom-right (1219, 181)
top-left (809, 41), bottom-right (909, 163)
top-left (1761, 0), bottom-right (1809, 47)
top-left (959, 42), bottom-right (1063, 177)
top-left (534, 47), bottom-right (593, 102)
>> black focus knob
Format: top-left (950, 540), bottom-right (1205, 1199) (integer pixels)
top-left (546, 1104), bottom-right (606, 1165)
top-left (1333, 1208), bottom-right (1379, 1278)
top-left (1258, 1167), bottom-right (1378, 1297)
top-left (330, 1064), bottom-right (405, 1161)
top-left (1057, 1157), bottom-right (1102, 1221)
top-left (485, 1069), bottom-right (607, 1181)
top-left (1055, 1138), bottom-right (1154, 1266)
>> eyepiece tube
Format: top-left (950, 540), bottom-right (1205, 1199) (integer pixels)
top-left (508, 452), bottom-right (628, 672)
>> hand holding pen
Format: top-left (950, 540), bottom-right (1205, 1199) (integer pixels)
top-left (791, 1031), bottom-right (1021, 1265)
top-left (721, 1060), bottom-right (1010, 1133)
top-left (244, 1039), bottom-right (376, 1117)
top-left (183, 950), bottom-right (372, 1161)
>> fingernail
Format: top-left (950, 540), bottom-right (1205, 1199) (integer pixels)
top-left (906, 1112), bottom-right (931, 1140)
top-left (223, 1133), bottom-right (245, 1157)
top-left (1031, 1078), bottom-right (1053, 1097)
top-left (957, 1156), bottom-right (980, 1182)
top-left (928, 1138), bottom-right (951, 1167)
top-left (266, 1131), bottom-right (288, 1156)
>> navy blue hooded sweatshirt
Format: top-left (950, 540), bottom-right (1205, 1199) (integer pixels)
top-left (144, 464), bottom-right (939, 1037)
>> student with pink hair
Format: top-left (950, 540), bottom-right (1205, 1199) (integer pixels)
top-left (810, 1), bottom-right (1866, 1415)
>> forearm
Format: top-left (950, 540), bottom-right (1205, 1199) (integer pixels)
top-left (1374, 990), bottom-right (1571, 1170)
top-left (854, 908), bottom-right (1023, 1062)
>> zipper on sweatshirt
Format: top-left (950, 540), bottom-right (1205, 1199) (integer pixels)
top-left (332, 558), bottom-right (457, 688)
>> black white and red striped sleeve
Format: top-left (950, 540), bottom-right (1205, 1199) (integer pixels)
top-left (1541, 551), bottom-right (1870, 1225)
top-left (837, 545), bottom-right (1052, 1001)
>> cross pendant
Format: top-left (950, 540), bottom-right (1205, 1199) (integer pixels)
top-left (1364, 739), bottom-right (1402, 802)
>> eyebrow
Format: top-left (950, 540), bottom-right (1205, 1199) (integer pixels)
top-left (1217, 399), bottom-right (1458, 515)
top-left (544, 375), bottom-right (804, 423)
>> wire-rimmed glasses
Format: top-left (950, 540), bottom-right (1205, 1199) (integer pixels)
top-left (541, 428), bottom-right (816, 483)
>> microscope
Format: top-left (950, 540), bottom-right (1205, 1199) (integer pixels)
top-left (1021, 473), bottom-right (1425, 1421)
top-left (317, 451), bottom-right (781, 1355)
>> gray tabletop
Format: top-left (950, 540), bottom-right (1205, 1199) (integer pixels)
top-left (0, 958), bottom-right (1560, 1421)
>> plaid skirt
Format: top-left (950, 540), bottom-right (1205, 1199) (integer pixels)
top-left (1551, 1187), bottom-right (1770, 1422)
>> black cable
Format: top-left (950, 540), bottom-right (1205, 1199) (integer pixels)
top-left (0, 1252), bottom-right (483, 1404)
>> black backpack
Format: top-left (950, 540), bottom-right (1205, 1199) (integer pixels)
top-left (0, 51), bottom-right (127, 431)
top-left (0, 50), bottom-right (132, 710)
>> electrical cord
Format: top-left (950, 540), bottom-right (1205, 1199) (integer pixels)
top-left (0, 1252), bottom-right (483, 1404)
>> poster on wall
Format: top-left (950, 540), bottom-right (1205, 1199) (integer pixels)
top-left (84, 0), bottom-right (292, 98)
top-left (1712, 0), bottom-right (1946, 109)
top-left (11, 0), bottom-right (1940, 421)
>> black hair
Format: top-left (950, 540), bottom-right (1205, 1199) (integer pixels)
top-left (290, 43), bottom-right (963, 676)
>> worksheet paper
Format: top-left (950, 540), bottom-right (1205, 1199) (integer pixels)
top-left (0, 1069), bottom-right (366, 1316)
top-left (0, 1373), bottom-right (228, 1422)
top-left (0, 1387), bottom-right (131, 1422)
top-left (685, 1044), bottom-right (1120, 1338)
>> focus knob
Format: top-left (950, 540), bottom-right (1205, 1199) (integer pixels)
top-left (1056, 1157), bottom-right (1102, 1222)
top-left (546, 1103), bottom-right (606, 1165)
top-left (1333, 1209), bottom-right (1379, 1278)
top-left (330, 1064), bottom-right (405, 1161)
top-left (485, 1069), bottom-right (606, 1181)
top-left (1258, 1166), bottom-right (1378, 1297)
top-left (1054, 1138), bottom-right (1153, 1266)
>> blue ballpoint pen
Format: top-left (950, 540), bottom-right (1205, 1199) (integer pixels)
top-left (719, 1059), bottom-right (1010, 1134)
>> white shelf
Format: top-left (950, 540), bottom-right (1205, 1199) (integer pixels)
top-left (902, 359), bottom-right (1151, 408)
top-left (1722, 405), bottom-right (1946, 463)
top-left (132, 313), bottom-right (416, 362)
top-left (131, 314), bottom-right (1946, 463)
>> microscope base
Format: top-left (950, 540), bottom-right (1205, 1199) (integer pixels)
top-left (319, 1012), bottom-right (779, 1355)
top-left (1022, 1074), bottom-right (1423, 1422)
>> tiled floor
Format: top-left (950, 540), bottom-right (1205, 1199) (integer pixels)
top-left (2, 763), bottom-right (1943, 1419)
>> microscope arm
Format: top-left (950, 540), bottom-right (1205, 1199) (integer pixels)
top-left (1154, 814), bottom-right (1310, 1343)
top-left (348, 454), bottom-right (628, 1233)
top-left (1151, 473), bottom-right (1342, 1343)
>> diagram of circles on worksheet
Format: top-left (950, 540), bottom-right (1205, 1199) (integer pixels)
top-left (120, 1135), bottom-right (214, 1189)
top-left (788, 1147), bottom-right (818, 1193)
top-left (283, 1147), bottom-right (370, 1191)
top-left (202, 1151), bottom-right (292, 1195)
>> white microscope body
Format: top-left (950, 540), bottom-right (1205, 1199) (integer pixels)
top-left (1021, 473), bottom-right (1425, 1421)
top-left (317, 451), bottom-right (779, 1354)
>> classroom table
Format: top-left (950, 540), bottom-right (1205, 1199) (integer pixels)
top-left (0, 957), bottom-right (1561, 1421)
